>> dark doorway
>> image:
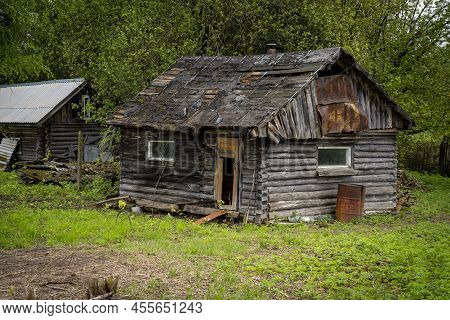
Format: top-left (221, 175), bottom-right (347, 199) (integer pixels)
top-left (221, 157), bottom-right (234, 205)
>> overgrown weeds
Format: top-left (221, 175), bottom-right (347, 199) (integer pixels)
top-left (0, 171), bottom-right (448, 299)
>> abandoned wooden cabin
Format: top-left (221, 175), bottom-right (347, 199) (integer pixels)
top-left (108, 47), bottom-right (413, 223)
top-left (0, 78), bottom-right (103, 166)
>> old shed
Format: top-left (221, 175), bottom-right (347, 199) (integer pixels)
top-left (0, 78), bottom-right (102, 165)
top-left (108, 47), bottom-right (413, 223)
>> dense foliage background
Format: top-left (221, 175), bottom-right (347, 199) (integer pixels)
top-left (0, 0), bottom-right (448, 170)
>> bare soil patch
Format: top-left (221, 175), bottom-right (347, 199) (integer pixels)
top-left (0, 246), bottom-right (213, 300)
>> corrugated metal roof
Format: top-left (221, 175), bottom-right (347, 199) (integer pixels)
top-left (0, 78), bottom-right (86, 125)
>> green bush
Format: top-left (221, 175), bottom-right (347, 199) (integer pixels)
top-left (398, 132), bottom-right (442, 173)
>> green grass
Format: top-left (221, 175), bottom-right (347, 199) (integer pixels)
top-left (0, 171), bottom-right (448, 299)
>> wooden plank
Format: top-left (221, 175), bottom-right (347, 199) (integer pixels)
top-left (309, 81), bottom-right (322, 137)
top-left (273, 116), bottom-right (287, 139)
top-left (386, 106), bottom-right (393, 129)
top-left (280, 109), bottom-right (292, 139)
top-left (305, 85), bottom-right (319, 138)
top-left (194, 210), bottom-right (227, 225)
top-left (258, 125), bottom-right (267, 138)
top-left (267, 122), bottom-right (282, 144)
top-left (286, 104), bottom-right (298, 139)
top-left (300, 91), bottom-right (312, 139)
top-left (249, 128), bottom-right (258, 138)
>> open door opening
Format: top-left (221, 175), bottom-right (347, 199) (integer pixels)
top-left (214, 137), bottom-right (240, 210)
top-left (221, 157), bottom-right (235, 206)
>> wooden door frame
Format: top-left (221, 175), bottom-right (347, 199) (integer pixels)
top-left (214, 136), bottom-right (240, 210)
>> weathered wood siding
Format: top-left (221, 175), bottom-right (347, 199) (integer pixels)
top-left (119, 128), bottom-right (265, 219)
top-left (240, 138), bottom-right (265, 222)
top-left (46, 86), bottom-right (94, 125)
top-left (120, 128), bottom-right (212, 203)
top-left (266, 132), bottom-right (398, 219)
top-left (254, 69), bottom-right (408, 144)
top-left (345, 70), bottom-right (401, 130)
top-left (48, 124), bottom-right (102, 161)
top-left (1, 126), bottom-right (45, 161)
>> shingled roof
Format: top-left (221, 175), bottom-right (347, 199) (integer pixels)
top-left (108, 47), bottom-right (412, 132)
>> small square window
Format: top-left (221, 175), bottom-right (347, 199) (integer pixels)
top-left (148, 140), bottom-right (175, 161)
top-left (318, 146), bottom-right (351, 167)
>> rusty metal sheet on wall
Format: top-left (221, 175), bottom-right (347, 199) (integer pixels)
top-left (315, 74), bottom-right (356, 105)
top-left (317, 102), bottom-right (368, 135)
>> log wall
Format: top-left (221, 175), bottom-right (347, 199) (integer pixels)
top-left (266, 132), bottom-right (398, 219)
top-left (1, 126), bottom-right (45, 161)
top-left (48, 124), bottom-right (102, 161)
top-left (119, 128), bottom-right (265, 220)
top-left (119, 129), bottom-right (398, 222)
top-left (120, 128), bottom-right (212, 204)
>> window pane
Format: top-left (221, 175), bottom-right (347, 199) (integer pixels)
top-left (149, 141), bottom-right (175, 160)
top-left (318, 148), bottom-right (348, 166)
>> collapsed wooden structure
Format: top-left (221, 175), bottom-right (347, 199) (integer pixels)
top-left (0, 79), bottom-right (102, 165)
top-left (108, 47), bottom-right (413, 223)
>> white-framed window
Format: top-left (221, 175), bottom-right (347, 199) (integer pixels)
top-left (82, 95), bottom-right (91, 119)
top-left (317, 146), bottom-right (352, 167)
top-left (147, 140), bottom-right (175, 162)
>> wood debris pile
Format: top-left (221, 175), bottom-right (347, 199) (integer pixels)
top-left (13, 160), bottom-right (119, 185)
top-left (396, 169), bottom-right (423, 211)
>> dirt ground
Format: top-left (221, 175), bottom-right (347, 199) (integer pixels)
top-left (0, 246), bottom-right (212, 300)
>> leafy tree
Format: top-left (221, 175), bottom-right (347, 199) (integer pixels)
top-left (0, 0), bottom-right (448, 169)
top-left (0, 0), bottom-right (51, 82)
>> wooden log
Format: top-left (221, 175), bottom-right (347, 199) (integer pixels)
top-left (267, 171), bottom-right (317, 180)
top-left (269, 206), bottom-right (336, 219)
top-left (267, 158), bottom-right (316, 166)
top-left (354, 157), bottom-right (396, 163)
top-left (355, 144), bottom-right (397, 152)
top-left (268, 181), bottom-right (396, 194)
top-left (266, 174), bottom-right (396, 187)
top-left (267, 165), bottom-right (317, 172)
top-left (268, 143), bottom-right (316, 153)
top-left (267, 152), bottom-right (316, 159)
top-left (121, 183), bottom-right (213, 200)
top-left (269, 186), bottom-right (394, 203)
top-left (354, 151), bottom-right (396, 158)
top-left (353, 162), bottom-right (396, 170)
top-left (270, 198), bottom-right (338, 210)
